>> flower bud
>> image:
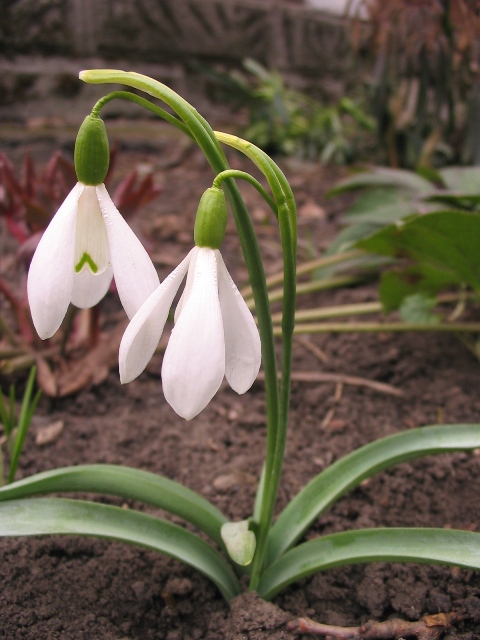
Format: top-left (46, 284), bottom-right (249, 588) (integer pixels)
top-left (74, 115), bottom-right (110, 186)
top-left (221, 520), bottom-right (256, 566)
top-left (194, 187), bottom-right (228, 249)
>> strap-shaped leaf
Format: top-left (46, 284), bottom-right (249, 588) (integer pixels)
top-left (0, 497), bottom-right (241, 601)
top-left (0, 465), bottom-right (227, 546)
top-left (267, 424), bottom-right (480, 565)
top-left (259, 527), bottom-right (480, 600)
top-left (327, 167), bottom-right (436, 197)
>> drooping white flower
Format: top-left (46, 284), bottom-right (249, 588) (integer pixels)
top-left (27, 182), bottom-right (159, 340)
top-left (119, 246), bottom-right (261, 420)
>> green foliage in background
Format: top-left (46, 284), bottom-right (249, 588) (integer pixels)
top-left (0, 367), bottom-right (41, 485)
top-left (203, 58), bottom-right (375, 163)
top-left (328, 165), bottom-right (480, 321)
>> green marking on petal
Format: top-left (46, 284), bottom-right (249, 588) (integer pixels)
top-left (75, 252), bottom-right (99, 274)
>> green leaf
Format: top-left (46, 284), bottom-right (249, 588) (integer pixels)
top-left (358, 211), bottom-right (480, 291)
top-left (415, 165), bottom-right (446, 186)
top-left (425, 193), bottom-right (480, 211)
top-left (327, 167), bottom-right (436, 197)
top-left (379, 266), bottom-right (458, 313)
top-left (0, 498), bottom-right (241, 601)
top-left (398, 293), bottom-right (441, 324)
top-left (321, 223), bottom-right (393, 278)
top-left (439, 166), bottom-right (480, 194)
top-left (266, 424), bottom-right (480, 566)
top-left (343, 188), bottom-right (421, 225)
top-left (0, 464), bottom-right (227, 547)
top-left (324, 222), bottom-right (384, 256)
top-left (8, 366), bottom-right (41, 484)
top-left (259, 528), bottom-right (480, 600)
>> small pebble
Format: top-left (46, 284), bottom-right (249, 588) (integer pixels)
top-left (35, 420), bottom-right (64, 446)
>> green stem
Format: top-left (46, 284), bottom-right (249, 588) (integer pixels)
top-left (214, 132), bottom-right (297, 591)
top-left (272, 301), bottom-right (382, 324)
top-left (274, 321), bottom-right (480, 336)
top-left (241, 249), bottom-right (365, 298)
top-left (214, 132), bottom-right (296, 246)
top-left (247, 275), bottom-right (362, 310)
top-left (91, 91), bottom-right (192, 138)
top-left (212, 170), bottom-right (277, 214)
top-left (271, 292), bottom-right (474, 325)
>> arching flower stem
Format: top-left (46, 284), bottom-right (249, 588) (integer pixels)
top-left (212, 170), bottom-right (278, 217)
top-left (214, 133), bottom-right (297, 590)
top-left (90, 91), bottom-right (193, 139)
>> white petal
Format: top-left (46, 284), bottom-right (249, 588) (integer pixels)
top-left (71, 266), bottom-right (113, 309)
top-left (162, 248), bottom-right (225, 420)
top-left (96, 184), bottom-right (159, 319)
top-left (119, 250), bottom-right (193, 384)
top-left (27, 183), bottom-right (83, 339)
top-left (74, 186), bottom-right (110, 275)
top-left (216, 251), bottom-right (261, 393)
top-left (174, 246), bottom-right (199, 323)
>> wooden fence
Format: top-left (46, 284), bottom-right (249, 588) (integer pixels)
top-left (0, 0), bottom-right (359, 118)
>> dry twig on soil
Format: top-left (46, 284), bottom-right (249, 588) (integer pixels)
top-left (287, 612), bottom-right (461, 639)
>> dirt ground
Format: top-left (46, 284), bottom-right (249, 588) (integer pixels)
top-left (1, 122), bottom-right (480, 639)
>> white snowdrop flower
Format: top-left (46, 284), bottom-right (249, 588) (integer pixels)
top-left (27, 182), bottom-right (160, 340)
top-left (119, 245), bottom-right (261, 420)
top-left (27, 113), bottom-right (159, 340)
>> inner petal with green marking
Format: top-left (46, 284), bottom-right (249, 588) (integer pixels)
top-left (75, 252), bottom-right (99, 273)
top-left (74, 185), bottom-right (110, 275)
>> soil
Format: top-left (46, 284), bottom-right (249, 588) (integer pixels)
top-left (1, 123), bottom-right (480, 640)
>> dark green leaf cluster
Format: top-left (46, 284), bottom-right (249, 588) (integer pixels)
top-left (328, 165), bottom-right (480, 314)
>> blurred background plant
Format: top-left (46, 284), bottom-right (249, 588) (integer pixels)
top-left (326, 164), bottom-right (480, 315)
top-left (0, 366), bottom-right (40, 485)
top-left (224, 2), bottom-right (480, 356)
top-left (201, 58), bottom-right (375, 163)
top-left (0, 147), bottom-right (162, 394)
top-left (348, 0), bottom-right (480, 168)
top-left (248, 163), bottom-right (480, 358)
top-left (3, 0), bottom-right (480, 393)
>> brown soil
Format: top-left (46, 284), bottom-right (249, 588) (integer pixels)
top-left (1, 127), bottom-right (480, 639)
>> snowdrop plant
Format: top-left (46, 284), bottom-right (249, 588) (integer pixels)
top-left (1, 70), bottom-right (480, 610)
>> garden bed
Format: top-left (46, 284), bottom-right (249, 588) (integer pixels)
top-left (1, 130), bottom-right (480, 639)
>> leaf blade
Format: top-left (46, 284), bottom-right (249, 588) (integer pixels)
top-left (327, 167), bottom-right (436, 197)
top-left (267, 424), bottom-right (480, 565)
top-left (358, 211), bottom-right (480, 291)
top-left (0, 497), bottom-right (241, 601)
top-left (0, 464), bottom-right (227, 546)
top-left (259, 528), bottom-right (480, 600)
